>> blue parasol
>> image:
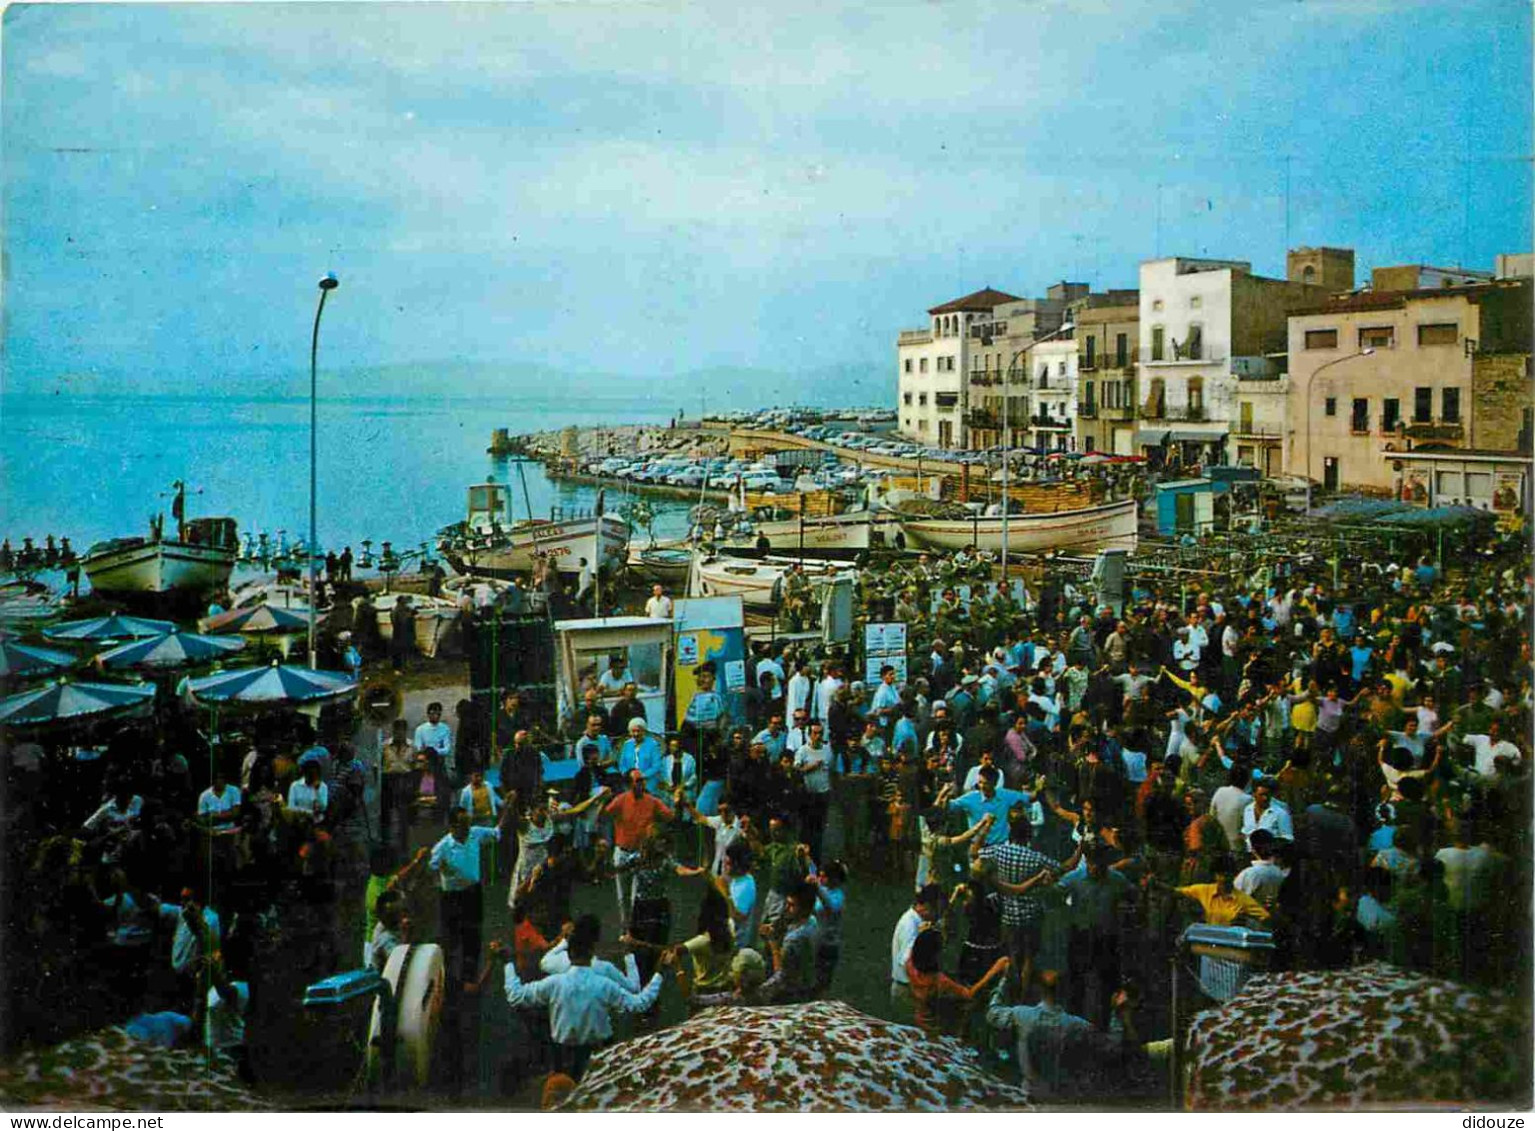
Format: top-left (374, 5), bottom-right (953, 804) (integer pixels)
top-left (0, 677), bottom-right (156, 728)
top-left (0, 636), bottom-right (78, 680)
top-left (95, 631), bottom-right (247, 670)
top-left (201, 604), bottom-right (314, 636)
top-left (183, 660), bottom-right (356, 706)
top-left (45, 614), bottom-right (176, 642)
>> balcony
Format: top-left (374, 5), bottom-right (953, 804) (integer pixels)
top-left (1095, 403), bottom-right (1136, 421)
top-left (898, 329), bottom-right (934, 346)
top-left (1232, 422), bottom-right (1283, 438)
top-left (1404, 421), bottom-right (1464, 441)
top-left (1078, 403), bottom-right (1097, 419)
top-left (1030, 415), bottom-right (1072, 430)
top-left (1152, 405), bottom-right (1208, 422)
top-left (934, 392), bottom-right (959, 409)
top-left (1079, 348), bottom-right (1138, 373)
top-left (1144, 348), bottom-right (1226, 368)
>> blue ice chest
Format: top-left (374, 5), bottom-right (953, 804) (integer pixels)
top-left (303, 969), bottom-right (386, 1008)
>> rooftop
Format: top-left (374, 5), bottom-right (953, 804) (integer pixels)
top-left (1291, 278), bottom-right (1523, 317)
top-left (928, 287), bottom-right (1022, 315)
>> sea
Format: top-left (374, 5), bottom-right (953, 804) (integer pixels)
top-left (0, 390), bottom-right (729, 562)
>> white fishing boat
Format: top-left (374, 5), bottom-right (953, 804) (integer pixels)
top-left (626, 544), bottom-right (693, 585)
top-left (690, 553), bottom-right (857, 609)
top-left (897, 496), bottom-right (1139, 555)
top-left (372, 593), bottom-right (462, 659)
top-left (438, 478), bottom-right (628, 580)
top-left (228, 579), bottom-right (327, 613)
top-left (81, 483), bottom-right (237, 602)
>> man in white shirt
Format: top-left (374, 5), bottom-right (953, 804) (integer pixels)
top-left (414, 702), bottom-right (455, 778)
top-left (503, 913), bottom-right (662, 1079)
top-left (1233, 830), bottom-right (1290, 907)
top-left (597, 653), bottom-right (636, 696)
top-left (889, 882), bottom-right (947, 1020)
top-left (644, 585), bottom-right (674, 621)
top-left (1209, 767), bottom-right (1254, 853)
top-left (1239, 781), bottom-right (1293, 851)
top-left (1462, 722), bottom-right (1522, 779)
top-left (784, 708), bottom-right (811, 755)
top-left (813, 662), bottom-right (845, 723)
top-left (754, 648), bottom-right (785, 699)
top-left (286, 759), bottom-right (329, 826)
top-left (197, 769), bottom-right (242, 833)
top-left (786, 662), bottom-right (813, 721)
top-left (539, 935), bottom-right (644, 991)
top-left (1173, 627), bottom-right (1201, 674)
top-left (985, 969), bottom-right (1092, 1101)
top-left (430, 804), bottom-right (513, 987)
top-left (793, 722), bottom-right (834, 860)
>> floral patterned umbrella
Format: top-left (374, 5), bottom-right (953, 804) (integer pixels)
top-left (1184, 961), bottom-right (1525, 1110)
top-left (563, 1001), bottom-right (1032, 1112)
top-left (0, 1025), bottom-right (269, 1111)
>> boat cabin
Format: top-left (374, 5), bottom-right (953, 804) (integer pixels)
top-left (466, 480), bottom-right (512, 534)
top-left (183, 517), bottom-right (238, 549)
top-left (552, 616), bottom-right (673, 737)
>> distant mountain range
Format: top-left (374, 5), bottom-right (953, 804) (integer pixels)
top-left (8, 358), bottom-right (891, 411)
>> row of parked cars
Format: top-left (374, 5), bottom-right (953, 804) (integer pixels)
top-left (588, 454), bottom-right (793, 492)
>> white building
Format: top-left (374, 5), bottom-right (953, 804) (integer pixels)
top-left (897, 287), bottom-right (1019, 449)
top-left (1026, 338), bottom-right (1078, 452)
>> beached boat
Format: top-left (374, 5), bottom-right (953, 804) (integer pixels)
top-left (626, 545), bottom-right (694, 585)
top-left (372, 593), bottom-right (462, 659)
top-left (897, 496), bottom-right (1138, 555)
top-left (81, 484), bottom-right (237, 602)
top-left (437, 479), bottom-right (628, 580)
top-left (690, 553), bottom-right (856, 609)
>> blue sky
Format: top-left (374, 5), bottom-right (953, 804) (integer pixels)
top-left (3, 0), bottom-right (1529, 393)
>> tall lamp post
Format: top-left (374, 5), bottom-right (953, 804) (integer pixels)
top-left (1000, 346), bottom-right (1030, 581)
top-left (309, 273), bottom-right (340, 669)
top-left (1303, 347), bottom-right (1373, 515)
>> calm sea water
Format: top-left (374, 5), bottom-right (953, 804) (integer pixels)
top-left (0, 391), bottom-right (709, 557)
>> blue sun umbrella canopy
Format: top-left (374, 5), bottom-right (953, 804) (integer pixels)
top-left (0, 678), bottom-right (156, 728)
top-left (45, 614), bottom-right (177, 642)
top-left (95, 631), bottom-right (246, 670)
top-left (201, 604), bottom-right (314, 635)
top-left (184, 661), bottom-right (356, 707)
top-left (0, 637), bottom-right (78, 680)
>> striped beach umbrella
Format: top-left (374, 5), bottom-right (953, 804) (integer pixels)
top-left (0, 637), bottom-right (77, 681)
top-left (95, 631), bottom-right (246, 671)
top-left (0, 678), bottom-right (156, 728)
top-left (44, 614), bottom-right (176, 642)
top-left (201, 604), bottom-right (314, 636)
top-left (183, 661), bottom-right (355, 706)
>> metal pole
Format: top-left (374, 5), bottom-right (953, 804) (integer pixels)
top-left (308, 273), bottom-right (339, 669)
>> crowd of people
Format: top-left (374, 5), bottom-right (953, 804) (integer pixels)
top-left (3, 518), bottom-right (1530, 1106)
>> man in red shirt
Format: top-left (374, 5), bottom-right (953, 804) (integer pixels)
top-left (603, 770), bottom-right (674, 925)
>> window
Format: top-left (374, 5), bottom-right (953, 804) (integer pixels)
top-left (1085, 336), bottom-right (1096, 367)
top-left (1189, 295), bottom-right (1202, 309)
top-left (1038, 364), bottom-right (1049, 388)
top-left (1418, 323), bottom-right (1458, 346)
top-left (919, 357), bottom-right (928, 374)
top-left (1057, 360), bottom-right (1066, 377)
top-left (1442, 388), bottom-right (1461, 423)
top-left (1115, 333), bottom-right (1128, 367)
top-left (904, 359), bottom-right (913, 373)
top-left (1151, 326), bottom-right (1165, 361)
top-left (1085, 435), bottom-right (1096, 452)
top-left (1152, 299), bottom-right (1164, 312)
top-left (1360, 326), bottom-right (1395, 349)
top-left (1083, 381), bottom-right (1096, 413)
top-left (1303, 265), bottom-right (1316, 283)
top-left (1351, 398), bottom-right (1369, 433)
top-left (1414, 387), bottom-right (1432, 422)
top-left (1305, 328), bottom-right (1339, 349)
top-left (1186, 323), bottom-right (1203, 360)
top-left (1325, 397), bottom-right (1337, 417)
top-left (903, 392), bottom-right (913, 406)
top-left (1382, 398), bottom-right (1400, 431)
top-left (1188, 376), bottom-right (1205, 415)
top-left (918, 393), bottom-right (928, 407)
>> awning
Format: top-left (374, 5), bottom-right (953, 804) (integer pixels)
top-left (1133, 429), bottom-right (1228, 447)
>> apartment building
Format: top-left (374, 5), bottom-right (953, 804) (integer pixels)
top-left (896, 287), bottom-right (1018, 448)
top-left (1135, 254), bottom-right (1337, 469)
top-left (1285, 277), bottom-right (1532, 502)
top-left (1067, 291), bottom-right (1139, 454)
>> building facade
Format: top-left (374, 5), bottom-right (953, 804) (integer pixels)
top-left (1135, 255), bottom-right (1332, 470)
top-left (1067, 292), bottom-right (1140, 455)
top-left (1285, 278), bottom-right (1532, 496)
top-left (897, 287), bottom-right (1020, 449)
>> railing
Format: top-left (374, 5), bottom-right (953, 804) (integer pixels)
top-left (1144, 348), bottom-right (1226, 365)
top-left (1078, 404), bottom-right (1097, 419)
top-left (935, 393), bottom-right (959, 408)
top-left (1095, 403), bottom-right (1136, 421)
top-left (1232, 422), bottom-right (1283, 437)
top-left (1142, 399), bottom-right (1166, 419)
top-left (1030, 415), bottom-right (1071, 429)
top-left (1079, 348), bottom-right (1138, 372)
top-left (898, 329), bottom-right (934, 346)
top-left (1149, 405), bottom-right (1208, 422)
top-left (1403, 421), bottom-right (1464, 440)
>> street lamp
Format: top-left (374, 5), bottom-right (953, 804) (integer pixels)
top-left (1303, 347), bottom-right (1374, 514)
top-left (999, 321), bottom-right (1072, 579)
top-left (309, 272), bottom-right (340, 669)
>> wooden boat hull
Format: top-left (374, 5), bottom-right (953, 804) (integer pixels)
top-left (442, 514), bottom-right (628, 579)
top-left (691, 555), bottom-right (855, 609)
top-left (374, 596), bottom-right (462, 659)
top-left (626, 546), bottom-right (693, 584)
top-left (82, 540), bottom-right (235, 598)
top-left (898, 497), bottom-right (1139, 555)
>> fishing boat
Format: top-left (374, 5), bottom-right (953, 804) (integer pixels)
top-left (81, 483), bottom-right (237, 603)
top-left (437, 478), bottom-right (628, 580)
top-left (690, 552), bottom-right (857, 609)
top-left (897, 496), bottom-right (1139, 555)
top-left (372, 593), bottom-right (463, 659)
top-left (626, 544), bottom-right (694, 585)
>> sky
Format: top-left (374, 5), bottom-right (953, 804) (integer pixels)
top-left (2, 0), bottom-right (1530, 396)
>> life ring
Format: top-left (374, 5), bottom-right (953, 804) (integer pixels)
top-left (366, 942), bottom-right (445, 1089)
top-left (360, 679), bottom-right (402, 725)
